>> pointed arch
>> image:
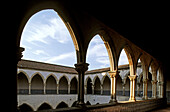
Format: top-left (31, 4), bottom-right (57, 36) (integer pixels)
top-left (101, 73), bottom-right (111, 85)
top-left (31, 73), bottom-right (44, 94)
top-left (118, 44), bottom-right (135, 76)
top-left (30, 72), bottom-right (44, 83)
top-left (86, 77), bottom-right (92, 94)
top-left (46, 74), bottom-right (57, 94)
top-left (59, 75), bottom-right (69, 85)
top-left (45, 73), bottom-right (58, 84)
top-left (85, 76), bottom-right (93, 86)
top-left (70, 76), bottom-right (78, 94)
top-left (18, 70), bottom-right (30, 83)
top-left (17, 72), bottom-right (29, 94)
top-left (93, 75), bottom-right (101, 85)
top-left (94, 76), bottom-right (101, 94)
top-left (37, 102), bottom-right (52, 111)
top-left (102, 75), bottom-right (111, 95)
top-left (59, 75), bottom-right (69, 94)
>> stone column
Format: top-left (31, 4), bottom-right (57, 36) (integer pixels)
top-left (108, 70), bottom-right (119, 103)
top-left (56, 84), bottom-right (59, 94)
top-left (128, 75), bottom-right (136, 101)
top-left (16, 47), bottom-right (25, 112)
top-left (137, 83), bottom-right (140, 97)
top-left (68, 84), bottom-right (70, 94)
top-left (29, 83), bottom-right (31, 94)
top-left (84, 85), bottom-right (87, 95)
top-left (92, 84), bottom-right (95, 95)
top-left (44, 83), bottom-right (46, 94)
top-left (122, 83), bottom-right (125, 96)
top-left (75, 62), bottom-right (89, 107)
top-left (151, 80), bottom-right (157, 99)
top-left (101, 84), bottom-right (103, 95)
top-left (143, 79), bottom-right (148, 100)
top-left (159, 82), bottom-right (164, 98)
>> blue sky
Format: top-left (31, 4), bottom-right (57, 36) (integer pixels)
top-left (21, 9), bottom-right (128, 70)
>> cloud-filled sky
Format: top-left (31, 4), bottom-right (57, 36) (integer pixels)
top-left (21, 9), bottom-right (128, 70)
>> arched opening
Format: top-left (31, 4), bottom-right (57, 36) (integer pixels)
top-left (86, 101), bottom-right (91, 105)
top-left (19, 104), bottom-right (33, 112)
top-left (148, 72), bottom-right (152, 98)
top-left (31, 74), bottom-right (44, 94)
top-left (46, 75), bottom-right (57, 94)
top-left (56, 102), bottom-right (68, 109)
top-left (37, 103), bottom-right (52, 110)
top-left (87, 78), bottom-right (92, 94)
top-left (125, 76), bottom-right (130, 96)
top-left (70, 77), bottom-right (78, 94)
top-left (116, 75), bottom-right (122, 96)
top-left (94, 77), bottom-right (101, 95)
top-left (17, 72), bottom-right (29, 94)
top-left (103, 75), bottom-right (111, 95)
top-left (59, 76), bottom-right (68, 94)
top-left (86, 34), bottom-right (110, 70)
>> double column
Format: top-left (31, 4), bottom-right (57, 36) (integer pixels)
top-left (75, 62), bottom-right (89, 107)
top-left (108, 70), bottom-right (119, 103)
top-left (128, 75), bottom-right (136, 101)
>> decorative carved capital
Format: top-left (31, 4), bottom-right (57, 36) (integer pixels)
top-left (74, 62), bottom-right (89, 73)
top-left (16, 47), bottom-right (25, 63)
top-left (108, 70), bottom-right (119, 78)
top-left (128, 75), bottom-right (136, 81)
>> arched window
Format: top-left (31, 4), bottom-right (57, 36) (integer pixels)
top-left (59, 76), bottom-right (68, 94)
top-left (56, 102), bottom-right (68, 109)
top-left (103, 75), bottom-right (110, 95)
top-left (87, 78), bottom-right (92, 94)
top-left (31, 74), bottom-right (44, 94)
top-left (86, 34), bottom-right (110, 70)
top-left (70, 77), bottom-right (78, 94)
top-left (46, 75), bottom-right (57, 94)
top-left (17, 72), bottom-right (29, 94)
top-left (37, 103), bottom-right (52, 110)
top-left (94, 77), bottom-right (101, 95)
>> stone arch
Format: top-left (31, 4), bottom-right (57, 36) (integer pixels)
top-left (93, 75), bottom-right (101, 85)
top-left (37, 102), bottom-right (52, 111)
top-left (46, 74), bottom-right (57, 94)
top-left (85, 76), bottom-right (93, 86)
top-left (70, 76), bottom-right (78, 94)
top-left (59, 75), bottom-right (69, 94)
top-left (31, 73), bottom-right (44, 94)
top-left (17, 2), bottom-right (80, 61)
top-left (102, 75), bottom-right (111, 95)
top-left (118, 45), bottom-right (135, 76)
top-left (58, 75), bottom-right (69, 85)
top-left (19, 103), bottom-right (34, 112)
top-left (45, 73), bottom-right (58, 84)
top-left (56, 101), bottom-right (68, 109)
top-left (101, 73), bottom-right (110, 85)
top-left (18, 70), bottom-right (30, 83)
top-left (86, 77), bottom-right (92, 94)
top-left (94, 76), bottom-right (101, 94)
top-left (86, 27), bottom-right (117, 71)
top-left (30, 72), bottom-right (45, 84)
top-left (17, 72), bottom-right (29, 94)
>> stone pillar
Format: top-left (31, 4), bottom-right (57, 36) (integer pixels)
top-left (29, 83), bottom-right (31, 94)
top-left (68, 84), bottom-right (70, 94)
top-left (151, 80), bottom-right (157, 99)
top-left (137, 83), bottom-right (140, 97)
top-left (16, 47), bottom-right (25, 112)
top-left (128, 75), bottom-right (136, 101)
top-left (56, 84), bottom-right (59, 94)
top-left (101, 84), bottom-right (103, 95)
top-left (143, 79), bottom-right (148, 100)
top-left (122, 83), bottom-right (125, 96)
top-left (44, 83), bottom-right (46, 94)
top-left (84, 85), bottom-right (87, 95)
top-left (159, 82), bottom-right (164, 98)
top-left (108, 70), bottom-right (119, 103)
top-left (92, 84), bottom-right (95, 95)
top-left (75, 62), bottom-right (89, 107)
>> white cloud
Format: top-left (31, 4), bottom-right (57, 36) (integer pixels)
top-left (45, 51), bottom-right (76, 64)
top-left (33, 50), bottom-right (49, 56)
top-left (22, 14), bottom-right (71, 45)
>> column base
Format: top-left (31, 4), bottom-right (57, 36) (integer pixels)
top-left (129, 97), bottom-right (136, 102)
top-left (75, 101), bottom-right (86, 108)
top-left (109, 99), bottom-right (117, 103)
top-left (142, 96), bottom-right (148, 100)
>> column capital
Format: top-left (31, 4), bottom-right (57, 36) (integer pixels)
top-left (151, 80), bottom-right (157, 85)
top-left (16, 47), bottom-right (25, 63)
top-left (108, 70), bottom-right (119, 78)
top-left (128, 75), bottom-right (136, 81)
top-left (74, 62), bottom-right (89, 73)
